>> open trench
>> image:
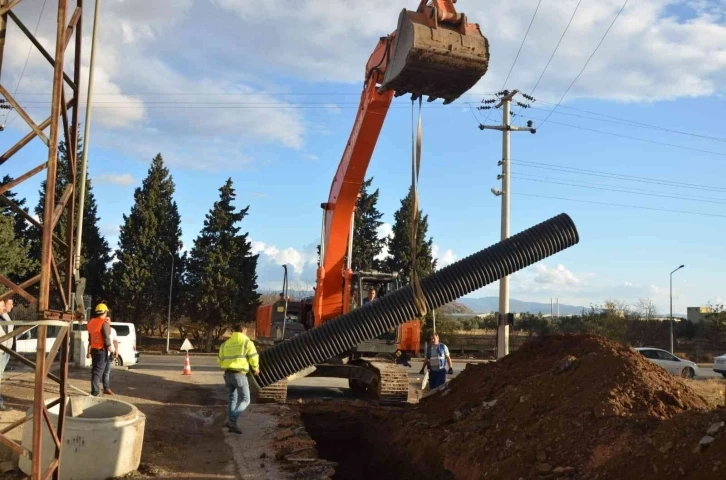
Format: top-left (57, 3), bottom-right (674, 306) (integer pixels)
top-left (296, 402), bottom-right (455, 480)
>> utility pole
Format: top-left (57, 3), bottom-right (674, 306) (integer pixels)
top-left (670, 264), bottom-right (685, 354)
top-left (479, 89), bottom-right (535, 359)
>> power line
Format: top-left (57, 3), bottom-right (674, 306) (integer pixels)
top-left (480, 0), bottom-right (543, 126)
top-left (527, 104), bottom-right (726, 143)
top-left (513, 192), bottom-right (726, 219)
top-left (511, 159), bottom-right (726, 193)
top-left (509, 0), bottom-right (582, 121)
top-left (3, 0), bottom-right (49, 125)
top-left (14, 89), bottom-right (723, 144)
top-left (512, 173), bottom-right (726, 205)
top-left (521, 115), bottom-right (726, 157)
top-left (13, 91), bottom-right (506, 98)
top-left (501, 0), bottom-right (542, 87)
top-left (526, 0), bottom-right (583, 99)
top-left (539, 0), bottom-right (629, 127)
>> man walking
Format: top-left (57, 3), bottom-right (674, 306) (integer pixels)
top-left (0, 299), bottom-right (14, 411)
top-left (86, 304), bottom-right (112, 396)
top-left (419, 332), bottom-right (454, 390)
top-left (217, 324), bottom-right (260, 434)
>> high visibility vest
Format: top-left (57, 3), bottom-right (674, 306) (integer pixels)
top-left (217, 332), bottom-right (259, 373)
top-left (87, 317), bottom-right (106, 349)
top-left (426, 343), bottom-right (448, 371)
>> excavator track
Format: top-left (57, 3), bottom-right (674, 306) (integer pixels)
top-left (349, 359), bottom-right (410, 405)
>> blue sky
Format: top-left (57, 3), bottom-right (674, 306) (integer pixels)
top-left (1, 0), bottom-right (724, 315)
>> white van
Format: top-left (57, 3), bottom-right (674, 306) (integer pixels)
top-left (108, 322), bottom-right (140, 367)
top-left (15, 321), bottom-right (139, 367)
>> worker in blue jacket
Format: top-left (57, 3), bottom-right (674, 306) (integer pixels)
top-left (419, 332), bottom-right (454, 389)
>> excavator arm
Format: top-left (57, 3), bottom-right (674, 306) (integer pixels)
top-left (312, 0), bottom-right (490, 326)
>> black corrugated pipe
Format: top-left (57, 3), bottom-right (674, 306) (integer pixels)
top-left (252, 213), bottom-right (579, 388)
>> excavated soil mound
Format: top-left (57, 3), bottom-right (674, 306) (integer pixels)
top-left (301, 334), bottom-right (725, 480)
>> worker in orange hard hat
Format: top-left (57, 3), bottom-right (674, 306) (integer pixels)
top-left (86, 303), bottom-right (112, 396)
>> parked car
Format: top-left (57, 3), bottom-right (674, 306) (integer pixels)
top-left (634, 347), bottom-right (699, 379)
top-left (713, 353), bottom-right (726, 378)
top-left (108, 322), bottom-right (140, 367)
top-left (16, 321), bottom-right (139, 367)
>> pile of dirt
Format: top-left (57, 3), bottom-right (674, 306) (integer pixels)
top-left (302, 334), bottom-right (725, 480)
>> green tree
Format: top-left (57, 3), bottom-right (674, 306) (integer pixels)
top-left (109, 154), bottom-right (183, 330)
top-left (0, 175), bottom-right (31, 243)
top-left (385, 186), bottom-right (436, 284)
top-left (0, 175), bottom-right (35, 282)
top-left (350, 177), bottom-right (386, 272)
top-left (186, 178), bottom-right (260, 351)
top-left (0, 215), bottom-right (33, 294)
top-left (29, 141), bottom-right (112, 299)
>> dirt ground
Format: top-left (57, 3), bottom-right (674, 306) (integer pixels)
top-left (0, 360), bottom-right (334, 479)
top-left (0, 334), bottom-right (724, 479)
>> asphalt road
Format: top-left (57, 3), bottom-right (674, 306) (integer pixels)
top-left (132, 354), bottom-right (723, 402)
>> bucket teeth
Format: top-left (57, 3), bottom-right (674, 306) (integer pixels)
top-left (381, 8), bottom-right (490, 104)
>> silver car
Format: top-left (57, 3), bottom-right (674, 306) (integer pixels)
top-left (713, 354), bottom-right (726, 378)
top-left (634, 347), bottom-right (699, 379)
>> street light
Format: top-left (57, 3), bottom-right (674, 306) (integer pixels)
top-left (165, 246), bottom-right (181, 354)
top-left (670, 264), bottom-right (685, 354)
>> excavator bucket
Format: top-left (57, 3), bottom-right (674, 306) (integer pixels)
top-left (380, 7), bottom-right (490, 104)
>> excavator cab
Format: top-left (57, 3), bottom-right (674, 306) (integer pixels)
top-left (348, 271), bottom-right (415, 366)
top-left (380, 0), bottom-right (490, 104)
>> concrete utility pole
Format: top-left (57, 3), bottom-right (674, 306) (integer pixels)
top-left (480, 89), bottom-right (535, 359)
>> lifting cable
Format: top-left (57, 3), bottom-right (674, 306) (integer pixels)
top-left (410, 96), bottom-right (428, 321)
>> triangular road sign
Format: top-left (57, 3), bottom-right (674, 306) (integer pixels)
top-left (180, 338), bottom-right (194, 351)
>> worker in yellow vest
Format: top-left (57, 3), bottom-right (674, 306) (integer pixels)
top-left (217, 324), bottom-right (260, 434)
top-left (86, 303), bottom-right (112, 396)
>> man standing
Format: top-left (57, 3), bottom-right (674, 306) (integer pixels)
top-left (217, 324), bottom-right (260, 434)
top-left (86, 304), bottom-right (112, 396)
top-left (0, 299), bottom-right (13, 411)
top-left (419, 332), bottom-right (454, 390)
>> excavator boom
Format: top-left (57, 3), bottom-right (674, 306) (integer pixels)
top-left (313, 0), bottom-right (490, 326)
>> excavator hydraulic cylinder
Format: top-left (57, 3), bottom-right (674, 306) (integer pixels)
top-left (380, 7), bottom-right (490, 104)
top-left (251, 213), bottom-right (579, 389)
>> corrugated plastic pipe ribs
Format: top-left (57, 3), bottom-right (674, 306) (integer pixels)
top-left (254, 213), bottom-right (579, 388)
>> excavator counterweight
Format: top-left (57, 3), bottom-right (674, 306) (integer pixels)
top-left (381, 4), bottom-right (490, 104)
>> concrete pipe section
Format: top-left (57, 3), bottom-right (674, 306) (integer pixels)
top-left (20, 396), bottom-right (146, 479)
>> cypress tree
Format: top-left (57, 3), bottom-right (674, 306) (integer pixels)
top-left (384, 186), bottom-right (436, 284)
top-left (350, 177), bottom-right (385, 272)
top-left (186, 178), bottom-right (260, 351)
top-left (109, 154), bottom-right (183, 328)
top-left (28, 141), bottom-right (112, 299)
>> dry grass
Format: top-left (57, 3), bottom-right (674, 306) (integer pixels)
top-left (681, 378), bottom-right (726, 409)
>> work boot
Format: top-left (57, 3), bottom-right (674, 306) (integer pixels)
top-left (103, 388), bottom-right (115, 395)
top-left (226, 420), bottom-right (242, 434)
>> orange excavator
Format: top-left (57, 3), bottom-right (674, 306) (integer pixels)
top-left (254, 0), bottom-right (489, 403)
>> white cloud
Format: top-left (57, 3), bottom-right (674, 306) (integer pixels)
top-left (2, 0), bottom-right (306, 171)
top-left (251, 239), bottom-right (319, 290)
top-left (94, 173), bottom-right (137, 186)
top-left (305, 154), bottom-right (320, 161)
top-left (212, 0), bottom-right (726, 102)
top-left (432, 244), bottom-right (457, 267)
top-left (375, 223), bottom-right (392, 261)
top-left (324, 104), bottom-right (342, 115)
top-left (99, 224), bottom-right (121, 246)
top-left (532, 264), bottom-right (583, 289)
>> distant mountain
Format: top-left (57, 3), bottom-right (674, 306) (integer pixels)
top-left (437, 301), bottom-right (474, 315)
top-left (458, 296), bottom-right (586, 316)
